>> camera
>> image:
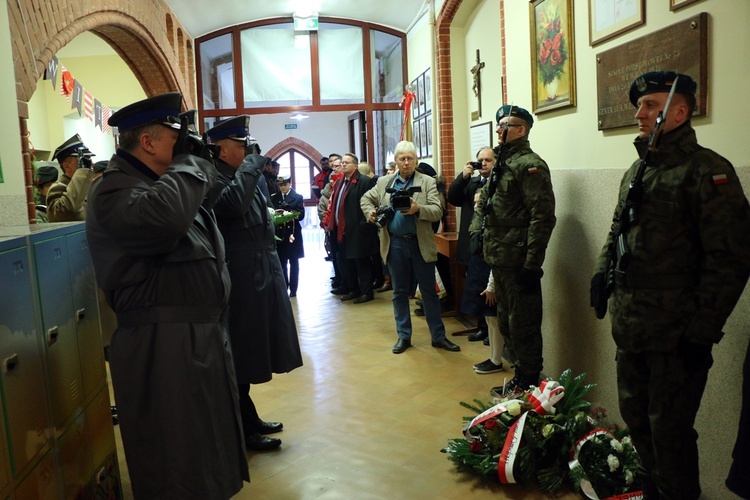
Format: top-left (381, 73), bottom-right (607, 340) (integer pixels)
top-left (469, 160), bottom-right (482, 170)
top-left (374, 205), bottom-right (396, 228)
top-left (386, 186), bottom-right (421, 211)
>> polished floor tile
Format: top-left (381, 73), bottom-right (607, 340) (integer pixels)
top-left (111, 239), bottom-right (581, 499)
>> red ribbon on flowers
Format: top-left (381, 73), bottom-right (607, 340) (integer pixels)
top-left (498, 412), bottom-right (528, 483)
top-left (463, 399), bottom-right (523, 439)
top-left (399, 89), bottom-right (416, 141)
top-left (527, 379), bottom-right (565, 415)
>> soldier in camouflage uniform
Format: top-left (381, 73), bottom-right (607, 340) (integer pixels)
top-left (590, 71), bottom-right (750, 500)
top-left (470, 105), bottom-right (556, 396)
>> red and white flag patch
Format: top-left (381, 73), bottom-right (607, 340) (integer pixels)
top-left (528, 166), bottom-right (538, 174)
top-left (712, 174), bottom-right (729, 185)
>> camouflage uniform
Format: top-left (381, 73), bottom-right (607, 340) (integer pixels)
top-left (594, 122), bottom-right (750, 499)
top-left (470, 138), bottom-right (556, 377)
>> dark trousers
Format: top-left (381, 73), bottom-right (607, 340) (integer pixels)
top-left (279, 255), bottom-right (299, 294)
top-left (238, 382), bottom-right (261, 436)
top-left (727, 339), bottom-right (750, 498)
top-left (616, 345), bottom-right (712, 500)
top-left (336, 239), bottom-right (373, 297)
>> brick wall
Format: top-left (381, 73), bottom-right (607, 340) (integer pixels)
top-left (8, 0), bottom-right (195, 222)
top-left (266, 138), bottom-right (323, 166)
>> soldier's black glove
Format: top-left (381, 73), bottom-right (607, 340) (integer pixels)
top-left (186, 134), bottom-right (215, 164)
top-left (469, 231), bottom-right (483, 256)
top-left (590, 271), bottom-right (609, 319)
top-left (172, 115), bottom-right (191, 158)
top-left (677, 337), bottom-right (713, 371)
top-left (519, 267), bottom-right (543, 293)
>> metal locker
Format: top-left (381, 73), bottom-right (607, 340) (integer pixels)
top-left (32, 235), bottom-right (83, 430)
top-left (12, 451), bottom-right (57, 500)
top-left (65, 231), bottom-right (106, 399)
top-left (56, 413), bottom-right (92, 500)
top-left (0, 239), bottom-right (50, 477)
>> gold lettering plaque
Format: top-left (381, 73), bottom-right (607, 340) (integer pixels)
top-left (596, 13), bottom-right (708, 131)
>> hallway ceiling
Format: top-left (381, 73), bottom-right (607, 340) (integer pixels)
top-left (164, 0), bottom-right (429, 38)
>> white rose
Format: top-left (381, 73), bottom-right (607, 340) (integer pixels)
top-left (607, 454), bottom-right (620, 472)
top-left (610, 439), bottom-right (624, 453)
top-left (625, 469), bottom-right (634, 485)
top-left (507, 401), bottom-right (521, 416)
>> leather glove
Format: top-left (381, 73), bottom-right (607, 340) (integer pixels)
top-left (519, 267), bottom-right (543, 294)
top-left (590, 271), bottom-right (609, 319)
top-left (469, 231), bottom-right (483, 256)
top-left (186, 134), bottom-right (216, 164)
top-left (171, 115), bottom-right (191, 158)
top-left (676, 337), bottom-right (713, 371)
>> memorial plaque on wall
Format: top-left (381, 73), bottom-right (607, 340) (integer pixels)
top-left (596, 13), bottom-right (707, 131)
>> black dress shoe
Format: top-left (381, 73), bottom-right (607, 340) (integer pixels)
top-left (331, 287), bottom-right (348, 295)
top-left (245, 433), bottom-right (282, 451)
top-left (431, 338), bottom-right (461, 352)
top-left (467, 330), bottom-right (488, 342)
top-left (353, 293), bottom-right (374, 304)
top-left (483, 336), bottom-right (490, 346)
top-left (258, 421), bottom-right (283, 435)
top-left (392, 338), bottom-right (411, 354)
top-left (341, 292), bottom-right (358, 301)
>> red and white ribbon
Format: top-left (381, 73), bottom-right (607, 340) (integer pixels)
top-left (498, 412), bottom-right (528, 483)
top-left (527, 379), bottom-right (565, 416)
top-left (463, 399), bottom-right (522, 439)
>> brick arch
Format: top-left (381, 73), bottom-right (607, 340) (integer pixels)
top-left (265, 138), bottom-right (323, 169)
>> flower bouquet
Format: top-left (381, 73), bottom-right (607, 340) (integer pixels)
top-left (272, 209), bottom-right (300, 242)
top-left (536, 5), bottom-right (568, 87)
top-left (442, 369), bottom-right (645, 499)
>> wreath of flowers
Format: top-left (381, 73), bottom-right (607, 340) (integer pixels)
top-left (442, 369), bottom-right (645, 500)
top-left (536, 5), bottom-right (568, 86)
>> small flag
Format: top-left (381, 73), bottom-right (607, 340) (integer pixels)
top-left (94, 99), bottom-right (102, 130)
top-left (84, 90), bottom-right (94, 121)
top-left (71, 80), bottom-right (83, 116)
top-left (528, 166), bottom-right (538, 174)
top-left (712, 174), bottom-right (729, 185)
top-left (102, 106), bottom-right (112, 133)
top-left (60, 65), bottom-right (74, 102)
top-left (45, 56), bottom-right (59, 89)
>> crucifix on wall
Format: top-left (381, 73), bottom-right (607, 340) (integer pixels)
top-left (470, 49), bottom-right (485, 118)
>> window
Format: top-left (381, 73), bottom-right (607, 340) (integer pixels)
top-left (370, 30), bottom-right (403, 104)
top-left (199, 34), bottom-right (235, 109)
top-left (276, 150), bottom-right (314, 200)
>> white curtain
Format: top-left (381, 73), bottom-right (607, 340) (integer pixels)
top-left (318, 27), bottom-right (364, 101)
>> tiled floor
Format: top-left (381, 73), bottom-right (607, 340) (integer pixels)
top-left (112, 238), bottom-right (582, 499)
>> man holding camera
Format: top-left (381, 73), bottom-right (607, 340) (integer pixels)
top-left (85, 92), bottom-right (249, 498)
top-left (470, 105), bottom-right (556, 395)
top-left (47, 134), bottom-right (95, 222)
top-left (447, 147), bottom-right (494, 344)
top-left (361, 140), bottom-right (460, 354)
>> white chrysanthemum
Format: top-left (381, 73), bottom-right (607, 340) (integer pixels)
top-left (625, 469), bottom-right (634, 485)
top-left (607, 454), bottom-right (620, 472)
top-left (622, 436), bottom-right (632, 446)
top-left (610, 438), bottom-right (624, 453)
top-left (507, 401), bottom-right (521, 416)
top-left (542, 424), bottom-right (554, 438)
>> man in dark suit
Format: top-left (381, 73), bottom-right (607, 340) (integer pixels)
top-left (325, 153), bottom-right (378, 304)
top-left (207, 116), bottom-right (303, 452)
top-left (271, 176), bottom-right (305, 297)
top-left (447, 147), bottom-right (494, 343)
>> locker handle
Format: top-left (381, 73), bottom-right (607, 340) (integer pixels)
top-left (2, 353), bottom-right (19, 373)
top-left (47, 326), bottom-right (59, 346)
top-left (76, 307), bottom-right (86, 323)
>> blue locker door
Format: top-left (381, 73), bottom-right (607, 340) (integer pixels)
top-left (33, 237), bottom-right (83, 430)
top-left (0, 243), bottom-right (49, 476)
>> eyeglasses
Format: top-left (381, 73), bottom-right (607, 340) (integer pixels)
top-left (497, 122), bottom-right (521, 131)
top-left (397, 156), bottom-right (416, 163)
top-left (341, 160), bottom-right (355, 165)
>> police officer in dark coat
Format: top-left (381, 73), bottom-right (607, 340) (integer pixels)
top-left (207, 116), bottom-right (303, 452)
top-left (85, 92), bottom-right (249, 498)
top-left (271, 176), bottom-right (305, 297)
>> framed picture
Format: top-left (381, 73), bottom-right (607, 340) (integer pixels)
top-left (419, 117), bottom-right (428, 158)
top-left (470, 121), bottom-right (493, 156)
top-left (418, 74), bottom-right (427, 117)
top-left (424, 69), bottom-right (432, 113)
top-left (413, 117), bottom-right (421, 156)
top-left (411, 78), bottom-right (420, 119)
top-left (530, 0), bottom-right (577, 113)
top-left (670, 0), bottom-right (702, 11)
top-left (425, 116), bottom-right (433, 157)
top-left (588, 0), bottom-right (645, 46)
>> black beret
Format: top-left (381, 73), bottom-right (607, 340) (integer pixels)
top-left (496, 105), bottom-right (534, 128)
top-left (417, 162), bottom-right (437, 177)
top-left (108, 92), bottom-right (182, 132)
top-left (34, 166), bottom-right (59, 187)
top-left (92, 161), bottom-right (109, 173)
top-left (629, 71), bottom-right (697, 107)
top-left (206, 115), bottom-right (254, 143)
top-left (52, 134), bottom-right (93, 162)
